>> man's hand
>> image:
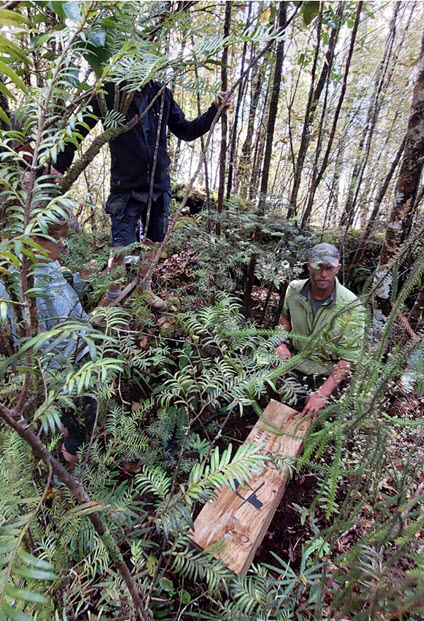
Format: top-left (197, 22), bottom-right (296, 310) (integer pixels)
top-left (301, 392), bottom-right (326, 417)
top-left (214, 90), bottom-right (232, 111)
top-left (276, 343), bottom-right (292, 360)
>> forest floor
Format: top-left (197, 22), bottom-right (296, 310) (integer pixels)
top-left (107, 244), bottom-right (424, 617)
top-left (152, 249), bottom-right (424, 570)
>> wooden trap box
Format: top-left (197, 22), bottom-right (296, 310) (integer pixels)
top-left (189, 400), bottom-right (312, 575)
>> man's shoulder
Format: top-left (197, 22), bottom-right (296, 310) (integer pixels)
top-left (147, 80), bottom-right (170, 94)
top-left (287, 279), bottom-right (308, 294)
top-left (335, 279), bottom-right (359, 304)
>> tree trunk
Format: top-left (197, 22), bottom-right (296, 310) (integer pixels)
top-left (321, 139), bottom-right (344, 233)
top-left (301, 1), bottom-right (363, 229)
top-left (409, 276), bottom-right (424, 331)
top-left (226, 2), bottom-right (251, 200)
top-left (345, 135), bottom-right (405, 286)
top-left (373, 28), bottom-right (424, 341)
top-left (288, 3), bottom-right (343, 218)
top-left (258, 1), bottom-right (287, 215)
top-left (216, 1), bottom-right (231, 237)
top-left (0, 403), bottom-right (149, 621)
top-left (249, 84), bottom-right (269, 202)
top-left (239, 58), bottom-right (265, 200)
top-left (340, 2), bottom-right (401, 229)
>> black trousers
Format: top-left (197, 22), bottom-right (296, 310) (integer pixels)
top-left (62, 395), bottom-right (96, 455)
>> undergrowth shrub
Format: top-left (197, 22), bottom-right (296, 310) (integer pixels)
top-left (0, 4), bottom-right (423, 615)
top-left (164, 201), bottom-right (313, 309)
top-left (1, 282), bottom-right (424, 619)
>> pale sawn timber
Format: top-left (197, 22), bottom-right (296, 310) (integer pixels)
top-left (189, 400), bottom-right (312, 575)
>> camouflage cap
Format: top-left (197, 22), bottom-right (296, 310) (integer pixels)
top-left (308, 243), bottom-right (340, 267)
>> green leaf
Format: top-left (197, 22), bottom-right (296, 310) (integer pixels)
top-left (83, 336), bottom-right (97, 361)
top-left (0, 250), bottom-right (20, 268)
top-left (301, 1), bottom-right (320, 26)
top-left (0, 9), bottom-right (33, 27)
top-left (21, 247), bottom-right (37, 262)
top-left (5, 585), bottom-right (48, 604)
top-left (63, 1), bottom-right (81, 22)
top-left (47, 1), bottom-right (66, 19)
top-left (0, 35), bottom-right (30, 64)
top-left (31, 32), bottom-right (55, 49)
top-left (14, 240), bottom-right (23, 257)
top-left (0, 59), bottom-right (28, 94)
top-left (83, 43), bottom-right (112, 76)
top-left (1, 602), bottom-right (33, 621)
top-left (159, 577), bottom-right (174, 593)
top-left (17, 548), bottom-right (55, 570)
top-left (14, 566), bottom-right (58, 581)
top-left (0, 302), bottom-right (8, 323)
top-left (69, 501), bottom-right (104, 518)
top-left (101, 17), bottom-right (115, 28)
top-left (33, 12), bottom-right (50, 24)
top-left (0, 539), bottom-right (17, 554)
top-left (0, 106), bottom-right (10, 125)
top-left (180, 589), bottom-right (191, 604)
top-left (0, 79), bottom-right (15, 100)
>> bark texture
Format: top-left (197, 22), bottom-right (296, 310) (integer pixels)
top-left (288, 3), bottom-right (343, 217)
top-left (258, 2), bottom-right (287, 215)
top-left (216, 1), bottom-right (231, 236)
top-left (373, 29), bottom-right (424, 340)
top-left (301, 1), bottom-right (362, 229)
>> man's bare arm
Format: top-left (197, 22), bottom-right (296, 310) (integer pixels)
top-left (301, 359), bottom-right (354, 416)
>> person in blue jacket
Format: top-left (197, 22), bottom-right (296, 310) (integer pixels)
top-left (0, 205), bottom-right (95, 467)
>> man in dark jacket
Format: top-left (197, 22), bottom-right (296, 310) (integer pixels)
top-left (55, 81), bottom-right (227, 309)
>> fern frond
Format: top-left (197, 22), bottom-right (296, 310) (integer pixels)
top-left (170, 542), bottom-right (231, 593)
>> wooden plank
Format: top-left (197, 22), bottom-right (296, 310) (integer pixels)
top-left (189, 400), bottom-right (312, 575)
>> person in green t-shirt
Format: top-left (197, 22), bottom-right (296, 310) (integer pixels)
top-left (276, 243), bottom-right (365, 417)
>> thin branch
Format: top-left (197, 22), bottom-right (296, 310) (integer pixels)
top-left (0, 402), bottom-right (150, 621)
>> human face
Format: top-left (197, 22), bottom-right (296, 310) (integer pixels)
top-left (307, 262), bottom-right (340, 297)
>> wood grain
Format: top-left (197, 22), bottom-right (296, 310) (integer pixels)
top-left (190, 400), bottom-right (312, 575)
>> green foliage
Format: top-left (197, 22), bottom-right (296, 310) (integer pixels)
top-left (1, 2), bottom-right (424, 620)
top-left (167, 199), bottom-right (312, 307)
top-left (0, 441), bottom-right (58, 620)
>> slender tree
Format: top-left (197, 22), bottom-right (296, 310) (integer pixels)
top-left (216, 1), bottom-right (231, 237)
top-left (226, 3), bottom-right (252, 200)
top-left (339, 2), bottom-right (403, 229)
top-left (288, 3), bottom-right (343, 218)
top-left (258, 1), bottom-right (287, 215)
top-left (238, 57), bottom-right (265, 199)
top-left (373, 28), bottom-right (424, 340)
top-left (301, 1), bottom-right (363, 229)
top-left (346, 135), bottom-right (406, 286)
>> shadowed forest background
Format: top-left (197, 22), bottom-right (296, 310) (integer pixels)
top-left (0, 1), bottom-right (424, 619)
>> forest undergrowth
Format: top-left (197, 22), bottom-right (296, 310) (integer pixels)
top-left (1, 1), bottom-right (424, 619)
top-left (1, 201), bottom-right (424, 621)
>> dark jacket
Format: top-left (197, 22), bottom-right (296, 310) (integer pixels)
top-left (55, 81), bottom-right (217, 193)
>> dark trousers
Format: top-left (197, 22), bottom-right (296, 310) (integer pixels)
top-left (62, 395), bottom-right (97, 455)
